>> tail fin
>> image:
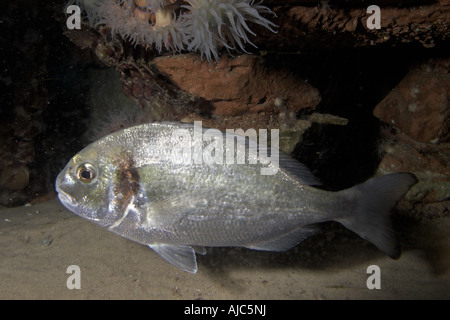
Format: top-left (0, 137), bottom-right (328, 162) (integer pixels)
top-left (336, 173), bottom-right (417, 259)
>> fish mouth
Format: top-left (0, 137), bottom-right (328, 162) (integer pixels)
top-left (55, 170), bottom-right (77, 210)
top-left (55, 185), bottom-right (79, 212)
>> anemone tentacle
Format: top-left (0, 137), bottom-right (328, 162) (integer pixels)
top-left (65, 0), bottom-right (277, 61)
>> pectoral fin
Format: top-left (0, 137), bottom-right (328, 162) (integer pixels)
top-left (149, 244), bottom-right (198, 273)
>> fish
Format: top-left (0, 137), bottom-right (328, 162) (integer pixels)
top-left (55, 121), bottom-right (417, 273)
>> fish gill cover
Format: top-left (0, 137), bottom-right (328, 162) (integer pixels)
top-left (65, 0), bottom-right (277, 61)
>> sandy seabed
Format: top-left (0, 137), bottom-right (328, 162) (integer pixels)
top-left (0, 198), bottom-right (449, 300)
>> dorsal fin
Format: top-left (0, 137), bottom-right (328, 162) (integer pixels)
top-left (229, 130), bottom-right (322, 186)
top-left (277, 152), bottom-right (322, 186)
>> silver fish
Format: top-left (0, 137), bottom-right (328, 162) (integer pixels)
top-left (55, 122), bottom-right (417, 273)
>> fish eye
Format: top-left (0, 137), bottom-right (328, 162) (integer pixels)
top-left (76, 163), bottom-right (96, 183)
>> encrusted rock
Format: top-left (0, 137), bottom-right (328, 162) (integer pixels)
top-left (153, 54), bottom-right (321, 117)
top-left (377, 130), bottom-right (449, 215)
top-left (374, 60), bottom-right (450, 219)
top-left (374, 59), bottom-right (450, 143)
top-left (258, 3), bottom-right (450, 50)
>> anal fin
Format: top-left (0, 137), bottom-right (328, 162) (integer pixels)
top-left (149, 244), bottom-right (198, 273)
top-left (246, 226), bottom-right (317, 252)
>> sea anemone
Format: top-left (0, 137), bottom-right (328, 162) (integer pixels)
top-left (65, 0), bottom-right (277, 60)
top-left (95, 0), bottom-right (185, 52)
top-left (180, 0), bottom-right (277, 61)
